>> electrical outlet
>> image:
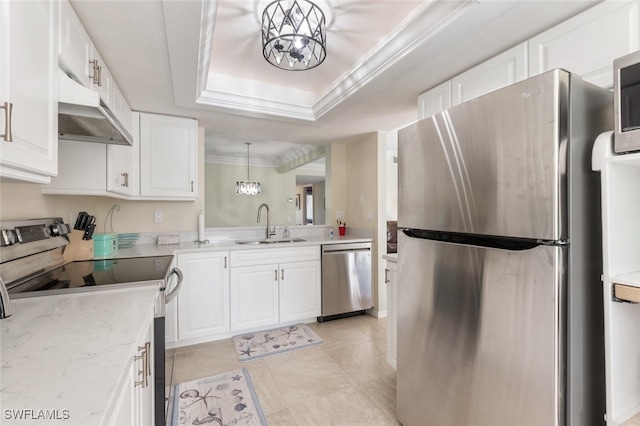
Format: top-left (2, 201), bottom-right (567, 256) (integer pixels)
top-left (69, 212), bottom-right (76, 224)
top-left (367, 211), bottom-right (374, 222)
top-left (154, 211), bottom-right (163, 223)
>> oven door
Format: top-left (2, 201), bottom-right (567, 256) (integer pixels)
top-left (158, 267), bottom-right (183, 426)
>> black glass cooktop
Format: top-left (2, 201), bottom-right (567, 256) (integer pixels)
top-left (7, 256), bottom-right (173, 296)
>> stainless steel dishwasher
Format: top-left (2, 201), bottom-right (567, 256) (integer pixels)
top-left (319, 242), bottom-right (372, 322)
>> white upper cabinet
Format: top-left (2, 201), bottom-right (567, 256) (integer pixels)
top-left (106, 114), bottom-right (139, 197)
top-left (57, 0), bottom-right (132, 137)
top-left (58, 0), bottom-right (92, 88)
top-left (45, 112), bottom-right (198, 200)
top-left (451, 42), bottom-right (528, 106)
top-left (529, 0), bottom-right (640, 89)
top-left (417, 80), bottom-right (451, 120)
top-left (139, 113), bottom-right (197, 199)
top-left (0, 0), bottom-right (58, 184)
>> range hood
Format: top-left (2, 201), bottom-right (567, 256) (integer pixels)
top-left (58, 69), bottom-right (133, 146)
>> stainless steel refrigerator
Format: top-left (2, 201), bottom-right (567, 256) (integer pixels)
top-left (396, 69), bottom-right (612, 426)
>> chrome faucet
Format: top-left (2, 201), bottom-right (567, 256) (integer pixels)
top-left (0, 277), bottom-right (12, 319)
top-left (257, 203), bottom-right (276, 240)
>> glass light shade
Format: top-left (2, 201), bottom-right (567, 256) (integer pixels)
top-left (262, 0), bottom-right (326, 71)
top-left (236, 142), bottom-right (261, 195)
top-left (236, 181), bottom-right (262, 195)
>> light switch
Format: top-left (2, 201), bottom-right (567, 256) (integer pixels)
top-left (154, 211), bottom-right (163, 223)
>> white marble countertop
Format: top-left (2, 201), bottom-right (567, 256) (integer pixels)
top-left (383, 253), bottom-right (398, 262)
top-left (108, 234), bottom-right (373, 259)
top-left (0, 286), bottom-right (158, 425)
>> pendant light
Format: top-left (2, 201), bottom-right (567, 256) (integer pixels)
top-left (236, 143), bottom-right (261, 195)
top-left (262, 0), bottom-right (327, 71)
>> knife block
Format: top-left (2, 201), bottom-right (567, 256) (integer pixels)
top-left (63, 230), bottom-right (94, 261)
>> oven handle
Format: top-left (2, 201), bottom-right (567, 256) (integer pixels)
top-left (164, 267), bottom-right (183, 303)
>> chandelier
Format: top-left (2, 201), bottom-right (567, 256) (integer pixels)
top-left (262, 0), bottom-right (326, 71)
top-left (236, 143), bottom-right (261, 195)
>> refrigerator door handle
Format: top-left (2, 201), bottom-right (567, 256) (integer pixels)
top-left (537, 238), bottom-right (570, 246)
top-left (402, 228), bottom-right (541, 251)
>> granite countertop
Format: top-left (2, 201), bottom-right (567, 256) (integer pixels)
top-left (0, 286), bottom-right (158, 425)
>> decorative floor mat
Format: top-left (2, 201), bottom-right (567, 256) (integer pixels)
top-left (171, 368), bottom-right (267, 425)
top-left (232, 324), bottom-right (323, 361)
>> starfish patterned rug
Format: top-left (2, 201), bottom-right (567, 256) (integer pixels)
top-left (231, 324), bottom-right (324, 361)
top-left (170, 368), bottom-right (267, 426)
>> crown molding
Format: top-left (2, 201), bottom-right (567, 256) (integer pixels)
top-left (167, 0), bottom-right (476, 122)
top-left (205, 155), bottom-right (276, 167)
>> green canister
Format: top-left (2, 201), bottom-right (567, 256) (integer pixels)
top-left (93, 233), bottom-right (118, 257)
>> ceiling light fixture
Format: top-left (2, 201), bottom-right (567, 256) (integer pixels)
top-left (262, 0), bottom-right (326, 71)
top-left (236, 142), bottom-right (261, 195)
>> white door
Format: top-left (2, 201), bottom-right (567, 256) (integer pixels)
top-left (279, 260), bottom-right (321, 322)
top-left (177, 252), bottom-right (230, 342)
top-left (230, 264), bottom-right (279, 331)
top-left (139, 113), bottom-right (197, 199)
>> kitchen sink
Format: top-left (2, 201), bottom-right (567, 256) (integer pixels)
top-left (234, 238), bottom-right (306, 245)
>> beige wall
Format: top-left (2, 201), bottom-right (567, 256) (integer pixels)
top-left (0, 128), bottom-right (206, 234)
top-left (325, 143), bottom-right (347, 224)
top-left (204, 163), bottom-right (323, 227)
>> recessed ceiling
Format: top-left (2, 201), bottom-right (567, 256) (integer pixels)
top-left (70, 0), bottom-right (600, 163)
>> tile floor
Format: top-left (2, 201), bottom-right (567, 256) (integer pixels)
top-left (172, 315), bottom-right (399, 425)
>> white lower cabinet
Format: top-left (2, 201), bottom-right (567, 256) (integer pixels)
top-left (385, 258), bottom-right (397, 369)
top-left (230, 246), bottom-right (321, 332)
top-left (109, 317), bottom-right (154, 425)
top-left (172, 247), bottom-right (320, 346)
top-left (176, 252), bottom-right (230, 343)
top-left (230, 264), bottom-right (280, 331)
top-left (279, 260), bottom-right (321, 322)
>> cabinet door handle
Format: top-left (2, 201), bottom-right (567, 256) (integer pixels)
top-left (89, 60), bottom-right (99, 84)
top-left (385, 268), bottom-right (389, 284)
top-left (224, 256), bottom-right (227, 269)
top-left (281, 269), bottom-right (284, 280)
top-left (1, 102), bottom-right (13, 142)
top-left (97, 65), bottom-right (102, 87)
top-left (274, 270), bottom-right (278, 281)
top-left (134, 343), bottom-right (149, 388)
top-left (191, 181), bottom-right (194, 192)
top-left (120, 172), bottom-right (129, 187)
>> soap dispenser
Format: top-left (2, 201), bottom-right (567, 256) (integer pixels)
top-left (283, 225), bottom-right (290, 239)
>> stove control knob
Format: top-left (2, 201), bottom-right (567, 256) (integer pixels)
top-left (49, 223), bottom-right (71, 237)
top-left (0, 229), bottom-right (19, 246)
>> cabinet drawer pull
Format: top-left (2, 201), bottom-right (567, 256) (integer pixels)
top-left (274, 270), bottom-right (278, 281)
top-left (191, 181), bottom-right (194, 192)
top-left (385, 268), bottom-right (389, 284)
top-left (120, 172), bottom-right (129, 187)
top-left (281, 269), bottom-right (284, 280)
top-left (224, 256), bottom-right (227, 269)
top-left (1, 102), bottom-right (13, 142)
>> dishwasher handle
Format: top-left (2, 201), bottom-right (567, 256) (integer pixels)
top-left (322, 243), bottom-right (371, 253)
